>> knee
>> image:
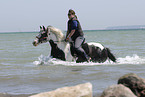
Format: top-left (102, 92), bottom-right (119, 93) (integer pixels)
top-left (74, 47), bottom-right (80, 51)
top-left (75, 47), bottom-right (83, 54)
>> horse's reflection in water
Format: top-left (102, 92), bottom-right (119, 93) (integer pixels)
top-left (33, 26), bottom-right (116, 63)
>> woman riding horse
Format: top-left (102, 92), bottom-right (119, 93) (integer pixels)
top-left (33, 26), bottom-right (116, 63)
top-left (65, 9), bottom-right (90, 62)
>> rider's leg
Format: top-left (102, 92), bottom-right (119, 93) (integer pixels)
top-left (70, 42), bottom-right (77, 57)
top-left (74, 36), bottom-right (89, 61)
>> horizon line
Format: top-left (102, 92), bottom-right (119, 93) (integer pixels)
top-left (0, 28), bottom-right (145, 33)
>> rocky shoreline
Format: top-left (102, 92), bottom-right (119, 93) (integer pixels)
top-left (0, 73), bottom-right (145, 97)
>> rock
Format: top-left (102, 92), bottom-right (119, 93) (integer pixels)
top-left (118, 73), bottom-right (145, 97)
top-left (100, 84), bottom-right (137, 97)
top-left (0, 93), bottom-right (30, 97)
top-left (30, 82), bottom-right (92, 97)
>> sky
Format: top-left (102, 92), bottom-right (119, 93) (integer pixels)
top-left (0, 0), bottom-right (145, 32)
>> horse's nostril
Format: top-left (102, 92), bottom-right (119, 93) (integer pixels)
top-left (33, 41), bottom-right (36, 46)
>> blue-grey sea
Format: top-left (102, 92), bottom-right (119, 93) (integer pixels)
top-left (0, 29), bottom-right (145, 95)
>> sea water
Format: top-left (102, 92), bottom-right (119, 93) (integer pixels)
top-left (0, 30), bottom-right (145, 95)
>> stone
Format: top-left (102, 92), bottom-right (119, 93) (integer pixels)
top-left (30, 82), bottom-right (92, 97)
top-left (100, 84), bottom-right (137, 97)
top-left (118, 73), bottom-right (145, 97)
top-left (0, 93), bottom-right (30, 97)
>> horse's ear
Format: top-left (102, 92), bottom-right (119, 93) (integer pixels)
top-left (46, 28), bottom-right (48, 33)
top-left (40, 26), bottom-right (42, 30)
top-left (43, 26), bottom-right (45, 31)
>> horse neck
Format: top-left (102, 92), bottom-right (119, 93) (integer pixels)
top-left (48, 26), bottom-right (65, 42)
top-left (47, 26), bottom-right (70, 56)
top-left (48, 40), bottom-right (57, 49)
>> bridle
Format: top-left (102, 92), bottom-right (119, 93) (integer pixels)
top-left (36, 27), bottom-right (65, 44)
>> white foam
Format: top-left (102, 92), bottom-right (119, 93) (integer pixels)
top-left (33, 54), bottom-right (145, 66)
top-left (117, 54), bottom-right (145, 65)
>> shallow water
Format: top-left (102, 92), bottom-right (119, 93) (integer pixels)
top-left (0, 30), bottom-right (145, 95)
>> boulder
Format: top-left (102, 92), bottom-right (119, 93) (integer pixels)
top-left (118, 73), bottom-right (145, 97)
top-left (0, 93), bottom-right (30, 97)
top-left (100, 84), bottom-right (137, 97)
top-left (30, 82), bottom-right (92, 97)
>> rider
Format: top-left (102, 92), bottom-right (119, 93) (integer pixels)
top-left (65, 9), bottom-right (90, 62)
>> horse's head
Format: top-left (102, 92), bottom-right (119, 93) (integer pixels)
top-left (33, 25), bottom-right (65, 46)
top-left (33, 26), bottom-right (49, 46)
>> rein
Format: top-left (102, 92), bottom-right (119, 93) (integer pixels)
top-left (45, 27), bottom-right (73, 43)
top-left (51, 38), bottom-right (74, 43)
top-left (51, 40), bottom-right (65, 42)
top-left (46, 28), bottom-right (66, 43)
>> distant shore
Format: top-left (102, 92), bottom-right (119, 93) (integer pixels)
top-left (0, 28), bottom-right (145, 33)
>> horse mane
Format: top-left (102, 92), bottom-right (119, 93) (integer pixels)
top-left (47, 26), bottom-right (65, 42)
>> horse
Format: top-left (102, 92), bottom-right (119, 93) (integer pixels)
top-left (33, 26), bottom-right (69, 61)
top-left (33, 26), bottom-right (116, 63)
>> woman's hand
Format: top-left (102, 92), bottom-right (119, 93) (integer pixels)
top-left (65, 37), bottom-right (69, 42)
top-left (65, 37), bottom-right (72, 42)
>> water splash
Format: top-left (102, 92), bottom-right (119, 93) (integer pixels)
top-left (33, 54), bottom-right (145, 66)
top-left (117, 54), bottom-right (145, 64)
top-left (33, 55), bottom-right (52, 65)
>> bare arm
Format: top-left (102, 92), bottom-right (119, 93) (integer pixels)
top-left (65, 30), bottom-right (69, 38)
top-left (66, 29), bottom-right (75, 41)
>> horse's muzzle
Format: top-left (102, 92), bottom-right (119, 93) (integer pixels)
top-left (33, 41), bottom-right (38, 46)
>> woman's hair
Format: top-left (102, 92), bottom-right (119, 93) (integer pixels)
top-left (68, 9), bottom-right (77, 19)
top-left (68, 9), bottom-right (75, 15)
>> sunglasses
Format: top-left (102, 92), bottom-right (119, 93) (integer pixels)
top-left (68, 13), bottom-right (72, 16)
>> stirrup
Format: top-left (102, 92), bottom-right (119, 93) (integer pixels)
top-left (87, 57), bottom-right (91, 62)
top-left (72, 56), bottom-right (78, 62)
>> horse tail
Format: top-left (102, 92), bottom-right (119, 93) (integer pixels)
top-left (106, 48), bottom-right (116, 62)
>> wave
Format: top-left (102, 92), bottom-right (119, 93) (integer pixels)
top-left (33, 54), bottom-right (145, 66)
top-left (117, 54), bottom-right (145, 65)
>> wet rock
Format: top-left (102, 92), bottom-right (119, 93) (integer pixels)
top-left (30, 82), bottom-right (92, 97)
top-left (118, 73), bottom-right (145, 97)
top-left (0, 93), bottom-right (30, 97)
top-left (100, 84), bottom-right (137, 97)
